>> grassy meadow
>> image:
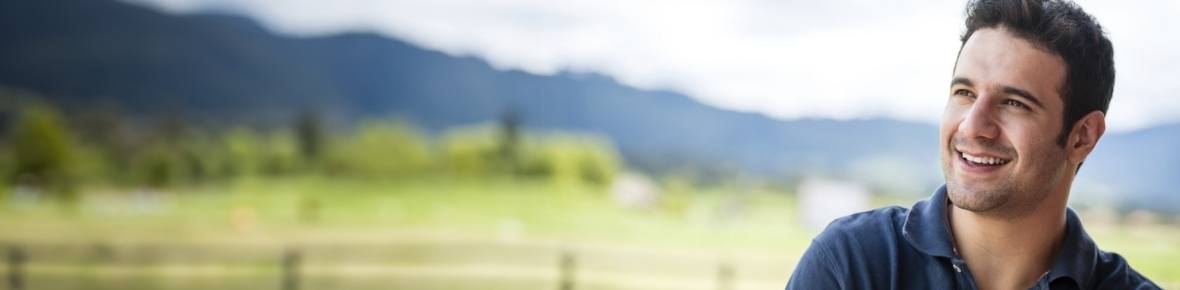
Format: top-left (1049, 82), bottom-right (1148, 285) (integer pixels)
top-left (0, 176), bottom-right (1177, 290)
top-left (0, 176), bottom-right (808, 290)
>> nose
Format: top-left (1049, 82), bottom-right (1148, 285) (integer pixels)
top-left (958, 98), bottom-right (1000, 140)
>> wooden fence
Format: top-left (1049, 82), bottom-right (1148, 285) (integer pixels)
top-left (1, 242), bottom-right (785, 290)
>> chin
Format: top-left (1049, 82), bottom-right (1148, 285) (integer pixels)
top-left (945, 180), bottom-right (1010, 213)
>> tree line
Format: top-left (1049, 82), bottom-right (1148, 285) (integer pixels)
top-left (0, 92), bottom-right (621, 201)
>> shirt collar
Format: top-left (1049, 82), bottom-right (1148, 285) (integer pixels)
top-left (901, 185), bottom-right (1098, 288)
top-left (901, 185), bottom-right (957, 258)
top-left (1046, 208), bottom-right (1098, 289)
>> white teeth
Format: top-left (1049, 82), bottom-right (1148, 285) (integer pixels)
top-left (961, 151), bottom-right (1010, 165)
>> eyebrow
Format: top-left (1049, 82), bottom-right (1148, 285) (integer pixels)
top-left (1001, 86), bottom-right (1044, 109)
top-left (949, 77), bottom-right (1045, 109)
top-left (950, 77), bottom-right (972, 88)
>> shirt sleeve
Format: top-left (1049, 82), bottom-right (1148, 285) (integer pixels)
top-left (785, 238), bottom-right (846, 290)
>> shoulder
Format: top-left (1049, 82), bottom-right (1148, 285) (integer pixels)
top-left (807, 206), bottom-right (911, 268)
top-left (786, 206), bottom-right (910, 290)
top-left (812, 206), bottom-right (909, 250)
top-left (1090, 250), bottom-right (1161, 289)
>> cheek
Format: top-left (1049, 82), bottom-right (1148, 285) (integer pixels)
top-left (940, 105), bottom-right (966, 140)
top-left (941, 98), bottom-right (972, 122)
top-left (1005, 122), bottom-right (1057, 159)
top-left (941, 99), bottom-right (960, 120)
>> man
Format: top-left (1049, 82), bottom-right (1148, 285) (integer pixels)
top-left (786, 0), bottom-right (1160, 289)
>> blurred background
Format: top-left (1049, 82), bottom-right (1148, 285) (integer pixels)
top-left (1, 0), bottom-right (1178, 289)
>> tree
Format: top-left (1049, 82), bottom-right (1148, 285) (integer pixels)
top-left (294, 110), bottom-right (325, 165)
top-left (9, 104), bottom-right (77, 196)
top-left (498, 110), bottom-right (521, 172)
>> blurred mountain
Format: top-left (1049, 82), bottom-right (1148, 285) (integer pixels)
top-left (1078, 124), bottom-right (1180, 213)
top-left (0, 0), bottom-right (1175, 211)
top-left (0, 0), bottom-right (340, 122)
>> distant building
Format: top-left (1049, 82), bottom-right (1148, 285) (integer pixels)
top-left (611, 173), bottom-right (659, 208)
top-left (798, 177), bottom-right (870, 230)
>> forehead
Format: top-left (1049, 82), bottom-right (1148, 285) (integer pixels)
top-left (954, 27), bottom-right (1067, 106)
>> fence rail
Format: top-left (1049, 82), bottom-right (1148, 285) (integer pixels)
top-left (0, 241), bottom-right (786, 290)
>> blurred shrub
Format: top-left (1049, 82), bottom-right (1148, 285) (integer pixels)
top-left (260, 131), bottom-right (301, 176)
top-left (133, 140), bottom-right (185, 187)
top-left (0, 142), bottom-right (10, 184)
top-left (215, 128), bottom-right (263, 178)
top-left (130, 133), bottom-right (209, 187)
top-left (325, 120), bottom-right (434, 178)
top-left (520, 134), bottom-right (620, 187)
top-left (442, 125), bottom-right (621, 186)
top-left (208, 128), bottom-right (302, 179)
top-left (440, 126), bottom-right (500, 176)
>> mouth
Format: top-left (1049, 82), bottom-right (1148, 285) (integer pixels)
top-left (955, 149), bottom-right (1012, 172)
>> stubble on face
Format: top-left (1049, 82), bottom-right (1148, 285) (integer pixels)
top-left (943, 133), bottom-right (1067, 218)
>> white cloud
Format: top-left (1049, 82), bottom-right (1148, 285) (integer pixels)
top-left (127, 0), bottom-right (1180, 131)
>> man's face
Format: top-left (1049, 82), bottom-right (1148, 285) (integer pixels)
top-left (941, 27), bottom-right (1073, 217)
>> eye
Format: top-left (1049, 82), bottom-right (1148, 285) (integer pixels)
top-left (1003, 99), bottom-right (1029, 110)
top-left (953, 89), bottom-right (975, 98)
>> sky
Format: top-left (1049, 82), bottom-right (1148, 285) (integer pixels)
top-left (127, 0), bottom-right (1180, 132)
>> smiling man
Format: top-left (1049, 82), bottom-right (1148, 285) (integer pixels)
top-left (785, 0), bottom-right (1160, 289)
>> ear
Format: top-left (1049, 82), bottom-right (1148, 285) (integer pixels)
top-left (1067, 111), bottom-right (1106, 165)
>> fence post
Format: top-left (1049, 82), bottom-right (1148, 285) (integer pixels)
top-left (717, 262), bottom-right (734, 290)
top-left (559, 250), bottom-right (576, 290)
top-left (7, 246), bottom-right (25, 290)
top-left (281, 248), bottom-right (301, 290)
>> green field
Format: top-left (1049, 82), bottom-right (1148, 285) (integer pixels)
top-left (0, 177), bottom-right (1176, 289)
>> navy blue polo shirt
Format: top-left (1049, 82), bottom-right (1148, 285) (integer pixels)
top-left (786, 185), bottom-right (1160, 290)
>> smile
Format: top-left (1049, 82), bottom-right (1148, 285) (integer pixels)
top-left (957, 150), bottom-right (1012, 166)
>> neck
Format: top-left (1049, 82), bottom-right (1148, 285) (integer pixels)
top-left (948, 189), bottom-right (1068, 290)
